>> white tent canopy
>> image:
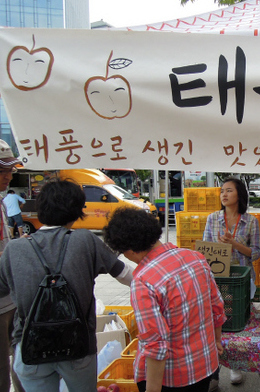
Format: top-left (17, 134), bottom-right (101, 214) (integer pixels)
top-left (115, 0), bottom-right (260, 36)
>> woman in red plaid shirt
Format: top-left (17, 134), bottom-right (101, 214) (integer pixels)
top-left (104, 207), bottom-right (227, 392)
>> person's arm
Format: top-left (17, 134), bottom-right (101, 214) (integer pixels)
top-left (17, 195), bottom-right (26, 207)
top-left (214, 325), bottom-right (223, 356)
top-left (114, 262), bottom-right (134, 286)
top-left (218, 231), bottom-right (252, 257)
top-left (218, 215), bottom-right (260, 259)
top-left (107, 258), bottom-right (133, 286)
top-left (203, 213), bottom-right (214, 242)
top-left (89, 231), bottom-right (133, 284)
top-left (132, 278), bottom-right (169, 390)
top-left (0, 247), bottom-right (11, 298)
top-left (145, 357), bottom-right (166, 392)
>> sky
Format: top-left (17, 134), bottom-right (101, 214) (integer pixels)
top-left (89, 0), bottom-right (228, 28)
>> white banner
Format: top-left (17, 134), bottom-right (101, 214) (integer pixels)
top-left (0, 28), bottom-right (260, 172)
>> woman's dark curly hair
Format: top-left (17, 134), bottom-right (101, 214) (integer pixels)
top-left (36, 179), bottom-right (86, 226)
top-left (221, 177), bottom-right (248, 214)
top-left (103, 207), bottom-right (162, 253)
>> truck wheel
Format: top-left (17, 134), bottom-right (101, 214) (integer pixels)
top-left (23, 222), bottom-right (36, 235)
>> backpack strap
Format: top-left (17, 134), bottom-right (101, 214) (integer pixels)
top-left (27, 232), bottom-right (71, 275)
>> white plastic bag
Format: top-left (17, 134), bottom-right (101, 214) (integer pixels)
top-left (251, 278), bottom-right (256, 300)
top-left (59, 379), bottom-right (68, 392)
top-left (97, 340), bottom-right (123, 375)
top-left (96, 299), bottom-right (105, 315)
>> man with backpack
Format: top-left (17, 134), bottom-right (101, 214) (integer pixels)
top-left (0, 179), bottom-right (133, 392)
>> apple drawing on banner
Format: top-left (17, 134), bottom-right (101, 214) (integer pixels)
top-left (84, 50), bottom-right (132, 119)
top-left (7, 34), bottom-right (54, 91)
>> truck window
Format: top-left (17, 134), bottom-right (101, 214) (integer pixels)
top-left (83, 186), bottom-right (107, 202)
top-left (99, 169), bottom-right (139, 197)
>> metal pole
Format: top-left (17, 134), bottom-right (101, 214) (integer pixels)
top-left (206, 172), bottom-right (215, 187)
top-left (165, 170), bottom-right (169, 242)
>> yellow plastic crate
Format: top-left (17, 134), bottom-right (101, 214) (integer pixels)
top-left (176, 211), bottom-right (212, 237)
top-left (184, 187), bottom-right (221, 212)
top-left (98, 357), bottom-right (135, 382)
top-left (97, 380), bottom-right (139, 392)
top-left (176, 235), bottom-right (203, 250)
top-left (121, 338), bottom-right (138, 358)
top-left (249, 213), bottom-right (260, 286)
top-left (253, 258), bottom-right (260, 286)
top-left (104, 306), bottom-right (138, 339)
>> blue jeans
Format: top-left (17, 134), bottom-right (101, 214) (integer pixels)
top-left (14, 343), bottom-right (97, 392)
top-left (8, 213), bottom-right (23, 228)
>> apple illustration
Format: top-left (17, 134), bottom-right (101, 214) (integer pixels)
top-left (84, 50), bottom-right (132, 120)
top-left (7, 34), bottom-right (54, 91)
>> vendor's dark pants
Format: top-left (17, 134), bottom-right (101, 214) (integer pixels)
top-left (211, 366), bottom-right (220, 380)
top-left (137, 375), bottom-right (212, 392)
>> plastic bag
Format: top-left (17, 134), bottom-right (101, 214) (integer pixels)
top-left (59, 379), bottom-right (68, 392)
top-left (96, 299), bottom-right (105, 315)
top-left (251, 278), bottom-right (256, 300)
top-left (97, 340), bottom-right (123, 375)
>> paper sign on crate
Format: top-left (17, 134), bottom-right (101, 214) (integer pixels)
top-left (195, 240), bottom-right (232, 277)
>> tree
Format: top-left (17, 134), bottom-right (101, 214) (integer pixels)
top-left (214, 172), bottom-right (260, 189)
top-left (135, 170), bottom-right (151, 182)
top-left (181, 0), bottom-right (243, 6)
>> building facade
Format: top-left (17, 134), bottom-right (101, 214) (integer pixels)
top-left (0, 0), bottom-right (64, 151)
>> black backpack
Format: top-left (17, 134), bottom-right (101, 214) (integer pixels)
top-left (21, 233), bottom-right (90, 365)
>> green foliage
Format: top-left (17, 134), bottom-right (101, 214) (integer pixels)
top-left (135, 170), bottom-right (151, 182)
top-left (215, 172), bottom-right (234, 184)
top-left (249, 197), bottom-right (260, 208)
top-left (215, 173), bottom-right (260, 189)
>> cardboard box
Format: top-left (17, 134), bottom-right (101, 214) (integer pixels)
top-left (195, 240), bottom-right (232, 277)
top-left (96, 314), bottom-right (129, 353)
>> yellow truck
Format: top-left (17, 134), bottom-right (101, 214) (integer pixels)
top-left (9, 168), bottom-right (158, 234)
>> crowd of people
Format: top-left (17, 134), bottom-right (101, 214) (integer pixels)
top-left (0, 138), bottom-right (259, 392)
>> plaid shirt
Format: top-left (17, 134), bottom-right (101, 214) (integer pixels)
top-left (0, 197), bottom-right (11, 253)
top-left (131, 243), bottom-right (226, 387)
top-left (203, 210), bottom-right (260, 281)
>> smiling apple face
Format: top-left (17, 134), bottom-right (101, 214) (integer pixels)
top-left (85, 75), bottom-right (132, 119)
top-left (7, 45), bottom-right (54, 91)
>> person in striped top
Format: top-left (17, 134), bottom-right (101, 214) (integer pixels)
top-left (103, 207), bottom-right (226, 392)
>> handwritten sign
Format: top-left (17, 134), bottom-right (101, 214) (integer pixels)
top-left (1, 29), bottom-right (260, 171)
top-left (195, 240), bottom-right (232, 277)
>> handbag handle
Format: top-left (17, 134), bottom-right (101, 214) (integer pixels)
top-left (27, 232), bottom-right (70, 275)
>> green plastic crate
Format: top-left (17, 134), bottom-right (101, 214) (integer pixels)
top-left (215, 266), bottom-right (251, 332)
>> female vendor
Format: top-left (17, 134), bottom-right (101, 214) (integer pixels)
top-left (203, 177), bottom-right (260, 390)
